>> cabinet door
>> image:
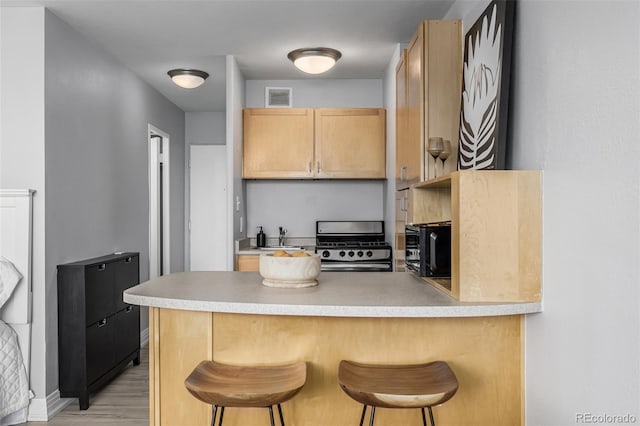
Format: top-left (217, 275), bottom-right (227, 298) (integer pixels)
top-left (314, 108), bottom-right (386, 179)
top-left (243, 108), bottom-right (314, 178)
top-left (85, 263), bottom-right (115, 326)
top-left (236, 255), bottom-right (260, 272)
top-left (394, 190), bottom-right (409, 272)
top-left (395, 49), bottom-right (412, 190)
top-left (112, 305), bottom-right (140, 363)
top-left (86, 316), bottom-right (115, 384)
top-left (405, 26), bottom-right (425, 184)
top-left (114, 256), bottom-right (139, 311)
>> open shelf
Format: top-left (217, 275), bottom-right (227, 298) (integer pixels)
top-left (409, 170), bottom-right (542, 302)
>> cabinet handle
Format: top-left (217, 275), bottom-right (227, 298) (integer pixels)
top-left (125, 305), bottom-right (133, 313)
top-left (316, 161), bottom-right (320, 173)
top-left (308, 162), bottom-right (312, 174)
top-left (97, 264), bottom-right (106, 271)
top-left (98, 318), bottom-right (107, 328)
top-left (400, 197), bottom-right (406, 212)
top-left (400, 166), bottom-right (407, 182)
top-left (125, 257), bottom-right (132, 263)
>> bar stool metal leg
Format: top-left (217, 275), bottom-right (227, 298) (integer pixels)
top-left (218, 407), bottom-right (225, 426)
top-left (359, 405), bottom-right (367, 426)
top-left (268, 406), bottom-right (275, 426)
top-left (277, 404), bottom-right (285, 426)
top-left (428, 406), bottom-right (435, 426)
top-left (421, 407), bottom-right (427, 426)
top-left (369, 406), bottom-right (376, 426)
top-left (211, 405), bottom-right (217, 426)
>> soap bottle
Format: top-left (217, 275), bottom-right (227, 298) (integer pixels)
top-left (256, 226), bottom-right (266, 248)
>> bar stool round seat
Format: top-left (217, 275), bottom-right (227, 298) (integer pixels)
top-left (185, 360), bottom-right (306, 426)
top-left (338, 360), bottom-right (458, 426)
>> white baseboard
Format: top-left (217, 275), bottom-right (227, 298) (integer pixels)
top-left (27, 389), bottom-right (73, 421)
top-left (140, 326), bottom-right (149, 347)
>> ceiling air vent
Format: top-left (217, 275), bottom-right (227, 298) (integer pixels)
top-left (265, 87), bottom-right (292, 108)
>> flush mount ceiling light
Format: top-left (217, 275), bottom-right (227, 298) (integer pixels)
top-left (287, 47), bottom-right (342, 75)
top-left (167, 69), bottom-right (209, 89)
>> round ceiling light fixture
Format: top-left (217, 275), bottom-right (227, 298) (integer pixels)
top-left (167, 69), bottom-right (209, 89)
top-left (287, 47), bottom-right (342, 75)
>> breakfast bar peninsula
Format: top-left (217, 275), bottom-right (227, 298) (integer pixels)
top-left (124, 270), bottom-right (541, 426)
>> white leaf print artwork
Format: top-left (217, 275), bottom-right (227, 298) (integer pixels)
top-left (459, 4), bottom-right (502, 170)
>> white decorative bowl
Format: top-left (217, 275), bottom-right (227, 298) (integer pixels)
top-left (259, 252), bottom-right (321, 288)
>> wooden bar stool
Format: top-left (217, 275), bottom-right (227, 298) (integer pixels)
top-left (184, 360), bottom-right (306, 426)
top-left (338, 360), bottom-right (458, 426)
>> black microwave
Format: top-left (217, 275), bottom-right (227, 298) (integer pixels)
top-left (405, 224), bottom-right (451, 277)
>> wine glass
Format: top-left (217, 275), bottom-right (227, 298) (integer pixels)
top-left (427, 137), bottom-right (443, 178)
top-left (439, 140), bottom-right (452, 174)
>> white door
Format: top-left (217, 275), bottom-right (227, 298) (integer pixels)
top-left (190, 145), bottom-right (228, 271)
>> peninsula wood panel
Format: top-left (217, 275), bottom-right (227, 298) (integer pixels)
top-left (150, 308), bottom-right (213, 426)
top-left (147, 309), bottom-right (524, 426)
top-left (314, 108), bottom-right (386, 179)
top-left (243, 108), bottom-right (314, 178)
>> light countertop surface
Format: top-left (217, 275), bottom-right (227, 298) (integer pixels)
top-left (123, 271), bottom-right (542, 318)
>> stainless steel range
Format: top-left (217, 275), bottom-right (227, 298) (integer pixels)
top-left (315, 221), bottom-right (393, 272)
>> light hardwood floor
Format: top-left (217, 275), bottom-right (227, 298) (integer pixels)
top-left (26, 346), bottom-right (149, 425)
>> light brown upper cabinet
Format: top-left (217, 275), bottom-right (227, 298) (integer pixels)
top-left (314, 108), bottom-right (386, 179)
top-left (396, 20), bottom-right (462, 190)
top-left (243, 108), bottom-right (315, 178)
top-left (243, 107), bottom-right (386, 179)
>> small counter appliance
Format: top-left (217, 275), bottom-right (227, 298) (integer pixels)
top-left (405, 223), bottom-right (451, 277)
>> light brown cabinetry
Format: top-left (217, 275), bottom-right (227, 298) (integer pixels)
top-left (410, 171), bottom-right (542, 302)
top-left (394, 189), bottom-right (409, 272)
top-left (243, 108), bottom-right (314, 178)
top-left (395, 20), bottom-right (462, 190)
top-left (235, 255), bottom-right (260, 272)
top-left (314, 108), bottom-right (386, 179)
top-left (243, 108), bottom-right (386, 179)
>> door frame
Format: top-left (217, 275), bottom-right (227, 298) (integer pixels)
top-left (148, 124), bottom-right (171, 279)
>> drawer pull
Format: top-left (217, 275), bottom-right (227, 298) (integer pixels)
top-left (125, 257), bottom-right (132, 263)
top-left (97, 264), bottom-right (106, 271)
top-left (98, 318), bottom-right (107, 328)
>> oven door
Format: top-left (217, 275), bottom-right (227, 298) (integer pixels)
top-left (320, 261), bottom-right (392, 272)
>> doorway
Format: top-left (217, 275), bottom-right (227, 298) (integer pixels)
top-left (148, 125), bottom-right (171, 279)
top-left (189, 145), bottom-right (228, 271)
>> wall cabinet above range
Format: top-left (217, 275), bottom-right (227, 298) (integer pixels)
top-left (243, 108), bottom-right (386, 179)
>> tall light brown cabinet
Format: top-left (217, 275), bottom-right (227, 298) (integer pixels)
top-left (395, 19), bottom-right (463, 271)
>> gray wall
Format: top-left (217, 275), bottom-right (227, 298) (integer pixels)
top-left (44, 9), bottom-right (186, 396)
top-left (227, 56), bottom-right (247, 268)
top-left (446, 1), bottom-right (640, 424)
top-left (244, 79), bottom-right (386, 239)
top-left (1, 7), bottom-right (186, 405)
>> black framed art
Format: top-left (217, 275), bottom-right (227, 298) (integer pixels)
top-left (458, 0), bottom-right (515, 170)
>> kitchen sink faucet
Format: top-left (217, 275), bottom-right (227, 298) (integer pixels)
top-left (278, 227), bottom-right (287, 247)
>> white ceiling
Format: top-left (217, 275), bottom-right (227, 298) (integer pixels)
top-left (1, 0), bottom-right (455, 112)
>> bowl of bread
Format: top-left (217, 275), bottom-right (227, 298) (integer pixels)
top-left (259, 250), bottom-right (321, 288)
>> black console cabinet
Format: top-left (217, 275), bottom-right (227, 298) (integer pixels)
top-left (57, 252), bottom-right (140, 410)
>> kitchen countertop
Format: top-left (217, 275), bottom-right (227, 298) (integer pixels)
top-left (123, 271), bottom-right (542, 318)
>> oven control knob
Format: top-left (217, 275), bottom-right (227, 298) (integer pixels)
top-left (322, 250), bottom-right (330, 258)
top-left (357, 251), bottom-right (364, 257)
top-left (339, 251), bottom-right (346, 257)
top-left (348, 251), bottom-right (355, 257)
top-left (366, 251), bottom-right (373, 257)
